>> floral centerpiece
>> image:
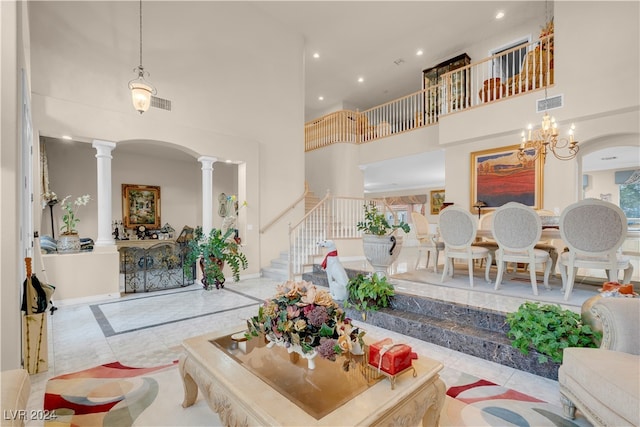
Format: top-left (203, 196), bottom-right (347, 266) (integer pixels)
top-left (246, 280), bottom-right (365, 362)
top-left (59, 194), bottom-right (91, 235)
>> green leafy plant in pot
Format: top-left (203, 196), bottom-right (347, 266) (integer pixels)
top-left (506, 301), bottom-right (601, 364)
top-left (183, 226), bottom-right (248, 290)
top-left (344, 273), bottom-right (395, 320)
top-left (356, 202), bottom-right (410, 236)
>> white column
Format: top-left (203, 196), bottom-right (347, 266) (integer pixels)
top-left (92, 140), bottom-right (116, 246)
top-left (198, 156), bottom-right (218, 236)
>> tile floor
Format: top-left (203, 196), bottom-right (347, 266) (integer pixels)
top-left (24, 246), bottom-right (602, 426)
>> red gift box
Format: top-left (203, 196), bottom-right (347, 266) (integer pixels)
top-left (368, 338), bottom-right (414, 375)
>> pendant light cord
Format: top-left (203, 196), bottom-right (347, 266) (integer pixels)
top-left (139, 0), bottom-right (143, 68)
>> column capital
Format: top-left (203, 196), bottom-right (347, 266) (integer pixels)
top-left (92, 140), bottom-right (116, 159)
top-left (198, 156), bottom-right (218, 168)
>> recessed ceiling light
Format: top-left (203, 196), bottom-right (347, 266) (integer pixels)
top-left (318, 96), bottom-right (324, 101)
top-left (416, 49), bottom-right (424, 56)
top-left (62, 135), bottom-right (72, 140)
top-left (225, 159), bottom-right (232, 163)
top-left (313, 52), bottom-right (320, 59)
top-left (358, 77), bottom-right (364, 83)
top-left (495, 11), bottom-right (505, 19)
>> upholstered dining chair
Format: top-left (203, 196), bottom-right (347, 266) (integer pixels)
top-left (410, 211), bottom-right (444, 273)
top-left (559, 199), bottom-right (634, 301)
top-left (492, 202), bottom-right (552, 295)
top-left (439, 206), bottom-right (492, 287)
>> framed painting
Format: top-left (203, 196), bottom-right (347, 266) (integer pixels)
top-left (430, 189), bottom-right (445, 215)
top-left (470, 145), bottom-right (543, 210)
top-left (122, 184), bottom-right (161, 229)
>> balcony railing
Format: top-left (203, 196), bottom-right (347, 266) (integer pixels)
top-left (305, 34), bottom-right (553, 152)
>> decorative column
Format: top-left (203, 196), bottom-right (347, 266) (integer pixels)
top-left (198, 156), bottom-right (218, 236)
top-left (92, 140), bottom-right (116, 247)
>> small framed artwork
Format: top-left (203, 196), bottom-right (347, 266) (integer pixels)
top-left (122, 184), bottom-right (161, 229)
top-left (430, 189), bottom-right (445, 215)
top-left (470, 144), bottom-right (543, 210)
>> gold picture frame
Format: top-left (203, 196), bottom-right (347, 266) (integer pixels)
top-left (430, 189), bottom-right (445, 215)
top-left (470, 144), bottom-right (543, 211)
top-left (122, 184), bottom-right (161, 229)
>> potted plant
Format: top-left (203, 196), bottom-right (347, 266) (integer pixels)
top-left (506, 301), bottom-right (601, 364)
top-left (356, 203), bottom-right (410, 277)
top-left (344, 273), bottom-right (395, 320)
top-left (183, 226), bottom-right (248, 290)
top-left (57, 194), bottom-right (91, 253)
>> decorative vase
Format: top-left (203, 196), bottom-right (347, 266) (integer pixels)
top-left (362, 234), bottom-right (403, 277)
top-left (351, 340), bottom-right (364, 356)
top-left (57, 233), bottom-right (81, 254)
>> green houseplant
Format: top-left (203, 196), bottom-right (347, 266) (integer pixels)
top-left (183, 227), bottom-right (248, 290)
top-left (356, 203), bottom-right (410, 236)
top-left (345, 273), bottom-right (395, 320)
top-left (506, 301), bottom-right (601, 363)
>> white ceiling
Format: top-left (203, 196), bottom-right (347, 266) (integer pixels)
top-left (34, 1), bottom-right (638, 194)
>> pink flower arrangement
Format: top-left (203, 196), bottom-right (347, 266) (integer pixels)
top-left (246, 280), bottom-right (364, 360)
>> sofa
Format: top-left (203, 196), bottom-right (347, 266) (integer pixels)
top-left (559, 297), bottom-right (639, 426)
top-left (1, 369), bottom-right (30, 427)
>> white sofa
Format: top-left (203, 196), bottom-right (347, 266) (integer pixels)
top-left (1, 369), bottom-right (30, 427)
top-left (559, 297), bottom-right (640, 426)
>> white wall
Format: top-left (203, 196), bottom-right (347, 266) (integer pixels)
top-left (41, 139), bottom-right (241, 240)
top-left (2, 1), bottom-right (307, 366)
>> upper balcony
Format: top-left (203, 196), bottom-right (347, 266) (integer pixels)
top-left (305, 33), bottom-right (553, 152)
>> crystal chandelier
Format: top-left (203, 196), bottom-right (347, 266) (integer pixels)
top-left (128, 0), bottom-right (156, 114)
top-left (517, 110), bottom-right (578, 163)
top-left (517, 0), bottom-right (578, 163)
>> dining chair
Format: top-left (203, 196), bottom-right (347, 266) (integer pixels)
top-left (492, 202), bottom-right (552, 295)
top-left (410, 211), bottom-right (444, 273)
top-left (559, 199), bottom-right (634, 301)
top-left (439, 206), bottom-right (491, 287)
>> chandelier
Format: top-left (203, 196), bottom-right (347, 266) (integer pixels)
top-left (517, 0), bottom-right (578, 163)
top-left (128, 0), bottom-right (156, 114)
top-left (517, 111), bottom-right (578, 163)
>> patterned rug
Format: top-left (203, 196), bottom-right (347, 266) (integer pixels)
top-left (43, 362), bottom-right (591, 427)
top-left (441, 371), bottom-right (592, 427)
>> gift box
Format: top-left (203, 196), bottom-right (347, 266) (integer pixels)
top-left (368, 338), bottom-right (414, 375)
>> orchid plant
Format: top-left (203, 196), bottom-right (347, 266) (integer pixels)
top-left (59, 194), bottom-right (91, 235)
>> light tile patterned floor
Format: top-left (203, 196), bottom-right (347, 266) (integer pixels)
top-left (24, 246), bottom-right (602, 426)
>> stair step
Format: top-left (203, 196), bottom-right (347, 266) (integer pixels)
top-left (305, 263), bottom-right (560, 380)
top-left (261, 267), bottom-right (288, 282)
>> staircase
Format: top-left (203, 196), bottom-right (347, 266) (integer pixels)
top-left (260, 189), bottom-right (326, 282)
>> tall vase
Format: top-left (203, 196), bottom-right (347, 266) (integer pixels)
top-left (362, 234), bottom-right (403, 277)
top-left (57, 233), bottom-right (81, 254)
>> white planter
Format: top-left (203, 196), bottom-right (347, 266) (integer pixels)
top-left (362, 234), bottom-right (403, 277)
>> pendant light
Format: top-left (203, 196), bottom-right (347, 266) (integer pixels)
top-left (128, 0), bottom-right (156, 114)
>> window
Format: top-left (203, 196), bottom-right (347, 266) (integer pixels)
top-left (490, 38), bottom-right (530, 80)
top-left (620, 183), bottom-right (640, 229)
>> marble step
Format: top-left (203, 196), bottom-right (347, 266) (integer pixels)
top-left (304, 264), bottom-right (560, 380)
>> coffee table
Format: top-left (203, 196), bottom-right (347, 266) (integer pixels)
top-left (180, 325), bottom-right (446, 426)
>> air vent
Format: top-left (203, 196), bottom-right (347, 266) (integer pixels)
top-left (151, 96), bottom-right (172, 111)
top-left (536, 94), bottom-right (563, 113)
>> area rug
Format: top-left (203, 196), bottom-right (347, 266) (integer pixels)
top-left (43, 361), bottom-right (216, 427)
top-left (43, 362), bottom-right (592, 427)
top-left (441, 371), bottom-right (592, 427)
